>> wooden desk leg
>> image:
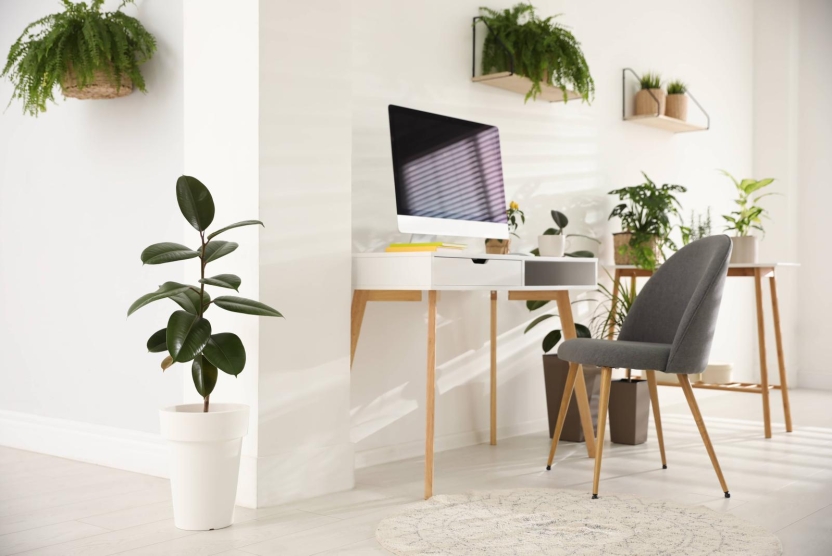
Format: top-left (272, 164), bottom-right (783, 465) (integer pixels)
top-left (425, 290), bottom-right (438, 499)
top-left (554, 290), bottom-right (596, 457)
top-left (754, 269), bottom-right (772, 439)
top-left (490, 291), bottom-right (497, 446)
top-left (350, 290), bottom-right (369, 369)
top-left (770, 275), bottom-right (793, 433)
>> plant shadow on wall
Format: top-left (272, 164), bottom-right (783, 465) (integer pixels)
top-left (127, 176), bottom-right (282, 412)
top-left (2, 0), bottom-right (156, 116)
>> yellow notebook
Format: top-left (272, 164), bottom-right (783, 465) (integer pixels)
top-left (385, 246), bottom-right (463, 252)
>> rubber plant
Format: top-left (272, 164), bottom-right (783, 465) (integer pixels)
top-left (479, 3), bottom-right (594, 103)
top-left (530, 210), bottom-right (599, 258)
top-left (2, 0), bottom-right (156, 116)
top-left (128, 176), bottom-right (282, 412)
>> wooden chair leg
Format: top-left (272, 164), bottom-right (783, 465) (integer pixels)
top-left (546, 362), bottom-right (579, 470)
top-left (679, 374), bottom-right (730, 498)
top-left (592, 367), bottom-right (613, 499)
top-left (645, 370), bottom-right (667, 469)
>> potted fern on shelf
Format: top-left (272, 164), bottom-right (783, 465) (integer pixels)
top-left (478, 3), bottom-right (594, 103)
top-left (128, 176), bottom-right (282, 531)
top-left (2, 0), bottom-right (156, 116)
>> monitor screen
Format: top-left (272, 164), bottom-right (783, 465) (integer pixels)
top-left (388, 106), bottom-right (508, 235)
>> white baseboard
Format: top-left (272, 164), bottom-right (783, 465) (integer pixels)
top-left (0, 410), bottom-right (169, 478)
top-left (798, 372), bottom-right (832, 390)
top-left (354, 418), bottom-right (549, 469)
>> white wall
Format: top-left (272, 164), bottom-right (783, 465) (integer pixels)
top-left (0, 0), bottom-right (184, 451)
top-left (351, 0), bottom-right (766, 466)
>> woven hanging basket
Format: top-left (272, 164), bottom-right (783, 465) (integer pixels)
top-left (613, 232), bottom-right (660, 266)
top-left (61, 69), bottom-right (133, 100)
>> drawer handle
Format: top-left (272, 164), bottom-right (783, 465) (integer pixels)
top-left (471, 259), bottom-right (488, 265)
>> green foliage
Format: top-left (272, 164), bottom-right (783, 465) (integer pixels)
top-left (507, 201), bottom-right (525, 237)
top-left (479, 4), bottom-right (594, 103)
top-left (523, 301), bottom-right (593, 353)
top-left (720, 170), bottom-right (776, 237)
top-left (667, 80), bottom-right (687, 95)
top-left (532, 209), bottom-right (600, 258)
top-left (589, 272), bottom-right (635, 341)
top-left (2, 0), bottom-right (157, 116)
top-left (640, 72), bottom-right (662, 90)
top-left (608, 173), bottom-right (686, 270)
top-left (128, 176), bottom-right (280, 411)
top-left (680, 208), bottom-right (712, 246)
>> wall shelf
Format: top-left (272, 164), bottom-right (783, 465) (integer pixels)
top-left (622, 68), bottom-right (710, 133)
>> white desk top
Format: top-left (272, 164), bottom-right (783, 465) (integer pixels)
top-left (606, 263), bottom-right (799, 269)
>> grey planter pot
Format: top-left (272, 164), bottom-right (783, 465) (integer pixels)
top-left (608, 379), bottom-right (650, 445)
top-left (542, 355), bottom-right (601, 442)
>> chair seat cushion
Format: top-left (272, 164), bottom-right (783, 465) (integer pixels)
top-left (557, 338), bottom-right (672, 372)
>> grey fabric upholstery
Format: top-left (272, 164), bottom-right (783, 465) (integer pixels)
top-left (558, 235), bottom-right (732, 374)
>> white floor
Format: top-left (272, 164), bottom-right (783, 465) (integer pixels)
top-left (1, 389), bottom-right (831, 555)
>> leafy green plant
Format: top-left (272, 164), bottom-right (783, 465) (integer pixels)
top-left (507, 200), bottom-right (525, 237)
top-left (608, 173), bottom-right (687, 270)
top-left (479, 3), bottom-right (594, 103)
top-left (720, 170), bottom-right (776, 237)
top-left (680, 209), bottom-right (712, 245)
top-left (524, 301), bottom-right (593, 353)
top-left (667, 80), bottom-right (687, 95)
top-left (2, 0), bottom-right (156, 116)
top-left (531, 210), bottom-right (599, 258)
top-left (128, 176), bottom-right (282, 412)
top-left (639, 72), bottom-right (662, 90)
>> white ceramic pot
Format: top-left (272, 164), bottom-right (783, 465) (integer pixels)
top-left (730, 236), bottom-right (758, 264)
top-left (159, 403), bottom-right (249, 531)
top-left (702, 362), bottom-right (733, 385)
top-left (538, 235), bottom-right (566, 257)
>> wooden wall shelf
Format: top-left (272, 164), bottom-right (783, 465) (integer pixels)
top-left (624, 114), bottom-right (708, 133)
top-left (472, 72), bottom-right (581, 103)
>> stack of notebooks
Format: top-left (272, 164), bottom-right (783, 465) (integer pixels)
top-left (385, 242), bottom-right (467, 253)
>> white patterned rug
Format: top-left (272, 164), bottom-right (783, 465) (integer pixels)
top-left (375, 489), bottom-right (781, 555)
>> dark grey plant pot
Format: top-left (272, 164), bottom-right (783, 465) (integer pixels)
top-left (542, 355), bottom-right (601, 442)
top-left (609, 379), bottom-right (650, 445)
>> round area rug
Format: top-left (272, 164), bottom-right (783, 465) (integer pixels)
top-left (375, 489), bottom-right (781, 556)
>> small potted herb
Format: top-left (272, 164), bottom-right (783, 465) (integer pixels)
top-left (535, 210), bottom-right (599, 257)
top-left (486, 201), bottom-right (524, 254)
top-left (608, 173), bottom-right (686, 270)
top-left (634, 71), bottom-right (665, 116)
top-left (2, 0), bottom-right (156, 116)
top-left (720, 170), bottom-right (776, 263)
top-left (666, 80), bottom-right (688, 121)
top-left (680, 209), bottom-right (712, 246)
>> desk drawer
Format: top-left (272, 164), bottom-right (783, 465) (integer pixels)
top-left (432, 257), bottom-right (522, 287)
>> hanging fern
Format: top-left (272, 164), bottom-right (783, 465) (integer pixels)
top-left (2, 0), bottom-right (157, 116)
top-left (479, 3), bottom-right (594, 103)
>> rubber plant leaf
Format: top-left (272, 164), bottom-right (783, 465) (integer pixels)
top-left (207, 220), bottom-right (264, 241)
top-left (146, 328), bottom-right (167, 353)
top-left (542, 330), bottom-right (562, 353)
top-left (166, 310), bottom-right (211, 363)
top-left (202, 333), bottom-right (246, 376)
top-left (191, 354), bottom-right (218, 397)
top-left (213, 296), bottom-right (283, 317)
top-left (140, 243), bottom-right (200, 265)
top-left (202, 241), bottom-right (238, 264)
top-left (199, 274), bottom-right (241, 291)
top-left (128, 282), bottom-right (191, 316)
top-left (170, 289), bottom-right (211, 314)
top-left (176, 175), bottom-right (215, 231)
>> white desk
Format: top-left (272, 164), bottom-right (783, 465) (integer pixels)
top-left (352, 252), bottom-right (598, 498)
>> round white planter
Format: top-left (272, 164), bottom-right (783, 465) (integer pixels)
top-left (538, 235), bottom-right (566, 257)
top-left (159, 403), bottom-right (249, 531)
top-left (730, 236), bottom-right (758, 264)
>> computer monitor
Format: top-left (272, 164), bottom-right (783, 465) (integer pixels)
top-left (388, 105), bottom-right (509, 239)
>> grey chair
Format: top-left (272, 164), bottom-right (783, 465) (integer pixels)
top-left (549, 235), bottom-right (733, 499)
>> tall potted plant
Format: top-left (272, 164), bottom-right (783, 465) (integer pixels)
top-left (720, 170), bottom-right (776, 263)
top-left (128, 176), bottom-right (282, 531)
top-left (479, 3), bottom-right (594, 103)
top-left (2, 0), bottom-right (156, 116)
top-left (608, 173), bottom-right (686, 270)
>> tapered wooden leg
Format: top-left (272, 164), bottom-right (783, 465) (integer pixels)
top-left (554, 291), bottom-right (596, 457)
top-left (592, 367), bottom-right (613, 498)
top-left (769, 275), bottom-right (793, 433)
top-left (754, 269), bottom-right (772, 439)
top-left (350, 290), bottom-right (370, 369)
top-left (679, 374), bottom-right (730, 497)
top-left (490, 291), bottom-right (498, 446)
top-left (546, 362), bottom-right (579, 470)
top-left (645, 370), bottom-right (667, 469)
top-left (425, 290), bottom-right (437, 499)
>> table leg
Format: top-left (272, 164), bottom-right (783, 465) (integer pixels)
top-left (350, 290), bottom-right (369, 369)
top-left (769, 274), bottom-right (793, 433)
top-left (425, 290), bottom-right (437, 499)
top-left (554, 290), bottom-right (596, 457)
top-left (490, 291), bottom-right (497, 446)
top-left (754, 269), bottom-right (772, 439)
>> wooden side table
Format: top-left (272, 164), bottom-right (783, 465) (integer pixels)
top-left (608, 263), bottom-right (797, 439)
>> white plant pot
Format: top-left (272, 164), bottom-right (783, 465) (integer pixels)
top-left (730, 236), bottom-right (758, 264)
top-left (159, 403), bottom-right (249, 531)
top-left (538, 235), bottom-right (566, 257)
top-left (702, 362), bottom-right (733, 384)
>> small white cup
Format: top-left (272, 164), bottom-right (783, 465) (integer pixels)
top-left (538, 235), bottom-right (566, 257)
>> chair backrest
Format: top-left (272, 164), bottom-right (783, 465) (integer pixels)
top-left (618, 235), bottom-right (732, 374)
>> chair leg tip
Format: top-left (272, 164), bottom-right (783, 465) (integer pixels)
top-left (546, 465), bottom-right (551, 471)
top-left (724, 491), bottom-right (730, 498)
top-left (662, 464), bottom-right (667, 469)
top-left (591, 494), bottom-right (598, 499)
